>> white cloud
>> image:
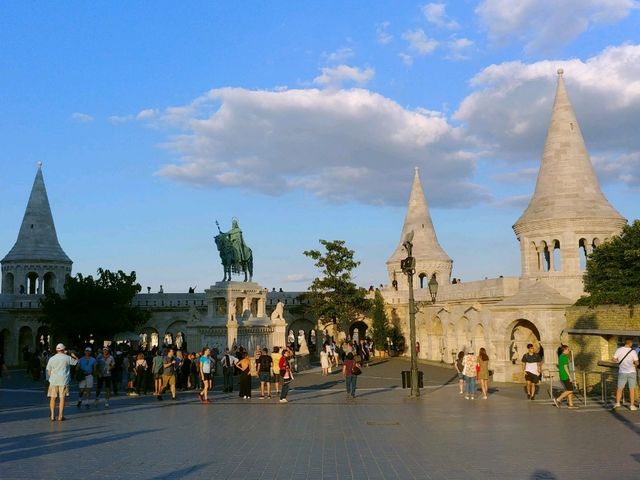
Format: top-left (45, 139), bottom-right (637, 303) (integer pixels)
top-left (153, 87), bottom-right (490, 207)
top-left (447, 37), bottom-right (474, 60)
top-left (402, 29), bottom-right (439, 55)
top-left (493, 168), bottom-right (538, 184)
top-left (422, 3), bottom-right (460, 29)
top-left (492, 194), bottom-right (531, 209)
top-left (454, 44), bottom-right (640, 165)
top-left (109, 114), bottom-right (134, 124)
top-left (284, 273), bottom-right (313, 283)
top-left (313, 65), bottom-right (375, 88)
top-left (476, 0), bottom-right (639, 52)
top-left (593, 152), bottom-right (640, 188)
top-left (136, 108), bottom-right (158, 120)
top-left (376, 22), bottom-right (393, 45)
top-left (399, 53), bottom-right (414, 66)
top-left (323, 47), bottom-right (354, 64)
top-left (71, 112), bottom-right (94, 123)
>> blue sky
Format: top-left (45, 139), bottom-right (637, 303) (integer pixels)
top-left (1, 1), bottom-right (639, 293)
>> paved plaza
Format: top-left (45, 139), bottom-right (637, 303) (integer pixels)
top-left (1, 358), bottom-right (638, 480)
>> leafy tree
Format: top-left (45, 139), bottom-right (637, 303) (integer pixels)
top-left (40, 268), bottom-right (150, 345)
top-left (576, 220), bottom-right (640, 307)
top-left (302, 240), bottom-right (372, 334)
top-left (370, 290), bottom-right (390, 349)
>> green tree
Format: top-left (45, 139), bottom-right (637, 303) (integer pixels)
top-left (40, 268), bottom-right (150, 345)
top-left (302, 240), bottom-right (372, 334)
top-left (576, 220), bottom-right (640, 307)
top-left (370, 290), bottom-right (390, 349)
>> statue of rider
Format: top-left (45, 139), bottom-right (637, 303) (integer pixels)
top-left (227, 217), bottom-right (246, 267)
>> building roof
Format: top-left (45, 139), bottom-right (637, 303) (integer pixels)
top-left (2, 163), bottom-right (71, 264)
top-left (387, 167), bottom-right (451, 265)
top-left (514, 69), bottom-right (624, 229)
top-left (497, 280), bottom-right (572, 307)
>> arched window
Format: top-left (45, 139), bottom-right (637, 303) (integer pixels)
top-left (2, 272), bottom-right (15, 294)
top-left (579, 238), bottom-right (588, 270)
top-left (540, 241), bottom-right (550, 272)
top-left (552, 240), bottom-right (561, 271)
top-left (418, 273), bottom-right (427, 288)
top-left (530, 242), bottom-right (540, 272)
top-left (27, 272), bottom-right (39, 294)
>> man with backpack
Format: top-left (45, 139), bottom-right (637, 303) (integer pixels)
top-left (256, 347), bottom-right (273, 399)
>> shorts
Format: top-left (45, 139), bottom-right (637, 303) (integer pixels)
top-left (272, 373), bottom-right (281, 383)
top-left (162, 374), bottom-right (176, 387)
top-left (202, 373), bottom-right (212, 381)
top-left (48, 384), bottom-right (69, 398)
top-left (154, 372), bottom-right (163, 380)
top-left (617, 372), bottom-right (637, 389)
top-left (98, 376), bottom-right (112, 390)
top-left (457, 372), bottom-right (464, 380)
top-left (259, 372), bottom-right (270, 383)
top-left (561, 379), bottom-right (574, 391)
top-left (525, 372), bottom-right (540, 384)
top-left (79, 375), bottom-right (94, 389)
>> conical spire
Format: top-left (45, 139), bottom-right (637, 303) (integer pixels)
top-left (514, 69), bottom-right (624, 227)
top-left (388, 168), bottom-right (451, 265)
top-left (2, 163), bottom-right (71, 263)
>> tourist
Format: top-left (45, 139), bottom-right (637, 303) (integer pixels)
top-left (221, 348), bottom-right (238, 393)
top-left (134, 353), bottom-right (148, 395)
top-left (613, 338), bottom-right (639, 410)
top-left (46, 343), bottom-right (78, 421)
top-left (455, 351), bottom-right (465, 394)
top-left (279, 348), bottom-right (293, 403)
top-left (76, 347), bottom-right (96, 408)
top-left (342, 352), bottom-right (359, 399)
top-left (271, 346), bottom-right (282, 394)
top-left (199, 347), bottom-right (213, 403)
top-left (320, 344), bottom-right (330, 376)
top-left (112, 351), bottom-right (124, 396)
top-left (189, 352), bottom-right (200, 391)
top-left (237, 351), bottom-right (252, 399)
top-left (96, 347), bottom-right (115, 408)
top-left (180, 350), bottom-right (192, 390)
top-left (478, 348), bottom-right (490, 400)
top-left (152, 348), bottom-right (164, 397)
top-left (552, 345), bottom-right (578, 409)
top-left (159, 347), bottom-right (178, 401)
top-left (463, 350), bottom-right (478, 400)
top-left (522, 343), bottom-right (542, 400)
top-left (257, 347), bottom-right (273, 399)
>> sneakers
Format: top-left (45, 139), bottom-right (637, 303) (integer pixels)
top-left (530, 395), bottom-right (536, 401)
top-left (568, 405), bottom-right (579, 410)
top-left (630, 405), bottom-right (638, 411)
top-left (259, 396), bottom-right (265, 400)
top-left (104, 401), bottom-right (109, 408)
top-left (552, 397), bottom-right (559, 408)
top-left (613, 403), bottom-right (621, 409)
top-left (465, 395), bottom-right (470, 400)
top-left (279, 398), bottom-right (288, 403)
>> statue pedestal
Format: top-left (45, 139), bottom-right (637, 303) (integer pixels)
top-left (295, 353), bottom-right (311, 372)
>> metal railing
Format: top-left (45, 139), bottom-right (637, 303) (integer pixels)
top-left (542, 368), bottom-right (638, 407)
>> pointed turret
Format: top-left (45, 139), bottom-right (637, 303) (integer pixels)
top-left (512, 70), bottom-right (626, 300)
top-left (387, 168), bottom-right (452, 289)
top-left (1, 163), bottom-right (72, 295)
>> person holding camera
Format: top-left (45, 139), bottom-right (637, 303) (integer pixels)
top-left (46, 343), bottom-right (78, 421)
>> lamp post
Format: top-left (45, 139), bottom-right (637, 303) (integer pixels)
top-left (401, 232), bottom-right (419, 397)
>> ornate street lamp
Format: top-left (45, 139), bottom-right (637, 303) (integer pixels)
top-left (401, 231), bottom-right (420, 397)
top-left (428, 274), bottom-right (438, 304)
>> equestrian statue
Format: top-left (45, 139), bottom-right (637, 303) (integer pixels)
top-left (214, 218), bottom-right (254, 282)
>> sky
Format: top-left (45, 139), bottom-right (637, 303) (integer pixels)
top-left (1, 1), bottom-right (639, 293)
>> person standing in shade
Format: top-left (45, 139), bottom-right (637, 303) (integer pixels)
top-left (221, 348), bottom-right (238, 393)
top-left (236, 351), bottom-right (252, 399)
top-left (342, 352), bottom-right (359, 400)
top-left (152, 349), bottom-right (164, 397)
top-left (199, 347), bottom-right (213, 403)
top-left (77, 347), bottom-right (96, 408)
top-left (522, 343), bottom-right (542, 400)
top-left (271, 346), bottom-right (282, 394)
top-left (279, 348), bottom-right (293, 403)
top-left (455, 351), bottom-right (465, 395)
top-left (46, 343), bottom-right (77, 421)
top-left (463, 350), bottom-right (478, 400)
top-left (159, 347), bottom-right (178, 401)
top-left (477, 348), bottom-right (490, 400)
top-left (552, 345), bottom-right (578, 409)
top-left (95, 347), bottom-right (115, 408)
top-left (134, 353), bottom-right (148, 396)
top-left (257, 347), bottom-right (273, 399)
top-left (613, 338), bottom-right (639, 410)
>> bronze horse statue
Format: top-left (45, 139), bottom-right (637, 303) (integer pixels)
top-left (214, 231), bottom-right (253, 282)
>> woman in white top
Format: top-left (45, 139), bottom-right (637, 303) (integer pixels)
top-left (320, 344), bottom-right (330, 375)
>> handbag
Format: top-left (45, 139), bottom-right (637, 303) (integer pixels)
top-left (352, 364), bottom-right (362, 376)
top-left (597, 348), bottom-right (633, 368)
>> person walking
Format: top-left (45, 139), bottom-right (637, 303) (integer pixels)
top-left (199, 347), bottom-right (213, 403)
top-left (221, 348), bottom-right (238, 393)
top-left (46, 344), bottom-right (78, 421)
top-left (134, 353), bottom-right (148, 396)
top-left (95, 347), bottom-right (115, 408)
top-left (279, 348), bottom-right (294, 403)
top-left (552, 344), bottom-right (578, 409)
top-left (463, 350), bottom-right (478, 400)
top-left (236, 351), bottom-right (252, 399)
top-left (522, 343), bottom-right (543, 400)
top-left (613, 338), bottom-right (639, 410)
top-left (342, 352), bottom-right (359, 400)
top-left (77, 347), bottom-right (96, 408)
top-left (478, 348), bottom-right (490, 400)
top-left (320, 344), bottom-right (330, 376)
top-left (455, 351), bottom-right (465, 395)
top-left (159, 347), bottom-right (178, 401)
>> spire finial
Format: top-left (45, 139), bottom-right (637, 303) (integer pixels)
top-left (37, 161), bottom-right (42, 169)
top-left (414, 166), bottom-right (419, 174)
top-left (557, 68), bottom-right (564, 77)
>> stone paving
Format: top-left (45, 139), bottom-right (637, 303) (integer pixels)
top-left (1, 358), bottom-right (639, 479)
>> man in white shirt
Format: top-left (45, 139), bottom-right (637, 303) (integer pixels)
top-left (613, 338), bottom-right (639, 410)
top-left (46, 343), bottom-right (78, 421)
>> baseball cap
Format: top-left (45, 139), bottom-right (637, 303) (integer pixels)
top-left (84, 347), bottom-right (92, 352)
top-left (56, 343), bottom-right (65, 351)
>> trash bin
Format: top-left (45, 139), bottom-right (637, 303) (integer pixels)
top-left (401, 370), bottom-right (424, 388)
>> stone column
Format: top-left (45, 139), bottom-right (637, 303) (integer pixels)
top-left (227, 320), bottom-right (238, 349)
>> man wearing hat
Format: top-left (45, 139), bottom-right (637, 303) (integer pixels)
top-left (46, 344), bottom-right (78, 421)
top-left (77, 347), bottom-right (97, 408)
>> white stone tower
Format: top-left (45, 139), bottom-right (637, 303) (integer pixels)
top-left (513, 69), bottom-right (626, 300)
top-left (1, 163), bottom-right (72, 295)
top-left (387, 167), bottom-right (452, 290)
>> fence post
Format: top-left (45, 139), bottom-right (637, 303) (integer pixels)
top-left (602, 372), bottom-right (606, 405)
top-left (582, 371), bottom-right (587, 407)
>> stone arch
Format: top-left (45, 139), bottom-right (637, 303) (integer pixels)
top-left (431, 316), bottom-right (443, 361)
top-left (348, 320), bottom-right (368, 343)
top-left (472, 323), bottom-right (485, 355)
top-left (2, 272), bottom-right (15, 294)
top-left (165, 320), bottom-right (187, 349)
top-left (539, 241), bottom-right (550, 272)
top-left (592, 238), bottom-right (601, 249)
top-left (291, 318), bottom-right (316, 351)
top-left (552, 239), bottom-right (561, 271)
top-left (0, 328), bottom-right (10, 360)
top-left (506, 319), bottom-right (541, 364)
top-left (36, 326), bottom-right (50, 352)
top-left (418, 272), bottom-right (427, 288)
top-left (139, 327), bottom-right (159, 351)
top-left (446, 322), bottom-right (456, 363)
top-left (27, 272), bottom-right (39, 294)
top-left (529, 241), bottom-right (540, 272)
top-left (43, 272), bottom-right (56, 294)
top-left (18, 325), bottom-right (34, 363)
top-left (579, 238), bottom-right (588, 271)
top-left (455, 317), bottom-right (468, 354)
